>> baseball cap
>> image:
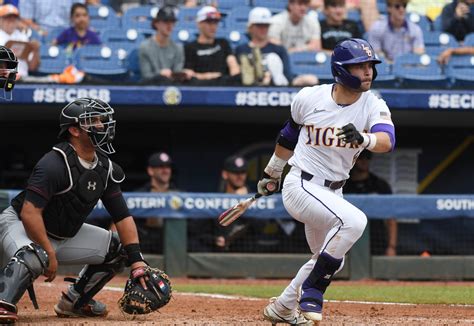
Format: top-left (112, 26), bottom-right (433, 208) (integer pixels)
top-left (196, 6), bottom-right (221, 23)
top-left (154, 5), bottom-right (178, 22)
top-left (148, 152), bottom-right (173, 167)
top-left (0, 4), bottom-right (19, 18)
top-left (223, 155), bottom-right (248, 173)
top-left (248, 7), bottom-right (272, 25)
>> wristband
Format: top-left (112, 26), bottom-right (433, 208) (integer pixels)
top-left (264, 153), bottom-right (288, 179)
top-left (124, 243), bottom-right (145, 265)
top-left (360, 133), bottom-right (377, 150)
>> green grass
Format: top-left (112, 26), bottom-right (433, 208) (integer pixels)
top-left (170, 283), bottom-right (474, 305)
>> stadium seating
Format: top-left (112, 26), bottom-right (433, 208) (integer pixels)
top-left (253, 0), bottom-right (286, 10)
top-left (393, 53), bottom-right (446, 88)
top-left (219, 0), bottom-right (251, 10)
top-left (446, 55), bottom-right (474, 88)
top-left (122, 5), bottom-right (157, 32)
top-left (432, 15), bottom-right (443, 31)
top-left (226, 6), bottom-right (252, 31)
top-left (290, 51), bottom-right (333, 83)
top-left (176, 7), bottom-right (200, 29)
top-left (37, 45), bottom-right (71, 74)
top-left (377, 0), bottom-right (387, 14)
top-left (373, 60), bottom-right (396, 88)
top-left (464, 33), bottom-right (474, 46)
top-left (126, 47), bottom-right (141, 82)
top-left (101, 28), bottom-right (145, 50)
top-left (408, 13), bottom-right (432, 33)
top-left (74, 45), bottom-right (128, 80)
top-left (88, 5), bottom-right (121, 31)
top-left (424, 31), bottom-right (458, 56)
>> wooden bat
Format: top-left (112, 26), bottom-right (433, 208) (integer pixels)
top-left (218, 193), bottom-right (262, 226)
top-left (218, 181), bottom-right (278, 226)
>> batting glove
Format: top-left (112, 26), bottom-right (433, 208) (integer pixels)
top-left (336, 123), bottom-right (364, 144)
top-left (257, 172), bottom-right (281, 196)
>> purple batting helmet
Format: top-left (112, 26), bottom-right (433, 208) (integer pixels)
top-left (331, 38), bottom-right (381, 89)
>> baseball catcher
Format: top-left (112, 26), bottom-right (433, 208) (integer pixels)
top-left (0, 98), bottom-right (171, 323)
top-left (118, 265), bottom-right (172, 315)
top-left (0, 45), bottom-right (18, 100)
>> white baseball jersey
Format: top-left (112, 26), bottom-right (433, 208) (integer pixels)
top-left (288, 83), bottom-right (394, 181)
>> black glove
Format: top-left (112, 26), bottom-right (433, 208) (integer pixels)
top-left (118, 266), bottom-right (172, 314)
top-left (336, 123), bottom-right (364, 144)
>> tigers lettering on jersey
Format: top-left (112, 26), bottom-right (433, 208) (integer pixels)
top-left (305, 125), bottom-right (365, 149)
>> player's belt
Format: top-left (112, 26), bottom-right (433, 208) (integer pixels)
top-left (301, 171), bottom-right (346, 190)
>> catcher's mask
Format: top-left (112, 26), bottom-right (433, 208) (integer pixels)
top-left (331, 38), bottom-right (381, 90)
top-left (58, 98), bottom-right (116, 154)
top-left (0, 46), bottom-right (18, 101)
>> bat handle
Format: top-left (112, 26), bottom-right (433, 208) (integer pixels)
top-left (254, 193), bottom-right (262, 199)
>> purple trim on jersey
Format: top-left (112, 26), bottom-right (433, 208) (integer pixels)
top-left (281, 120), bottom-right (299, 142)
top-left (371, 123), bottom-right (396, 151)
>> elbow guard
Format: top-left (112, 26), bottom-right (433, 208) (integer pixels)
top-left (277, 118), bottom-right (301, 150)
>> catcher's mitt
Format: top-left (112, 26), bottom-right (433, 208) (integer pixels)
top-left (118, 266), bottom-right (172, 315)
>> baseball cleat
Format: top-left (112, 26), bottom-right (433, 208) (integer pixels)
top-left (54, 292), bottom-right (108, 318)
top-left (299, 288), bottom-right (323, 322)
top-left (263, 297), bottom-right (313, 325)
top-left (0, 307), bottom-right (18, 324)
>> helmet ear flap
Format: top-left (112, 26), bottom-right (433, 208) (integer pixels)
top-left (332, 62), bottom-right (361, 89)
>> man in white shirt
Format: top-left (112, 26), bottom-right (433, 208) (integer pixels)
top-left (269, 0), bottom-right (322, 53)
top-left (0, 4), bottom-right (39, 78)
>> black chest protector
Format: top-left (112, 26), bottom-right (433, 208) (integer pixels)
top-left (12, 142), bottom-right (113, 239)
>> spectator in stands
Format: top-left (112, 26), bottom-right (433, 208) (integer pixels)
top-left (438, 45), bottom-right (474, 64)
top-left (52, 3), bottom-right (101, 50)
top-left (269, 0), bottom-right (322, 53)
top-left (320, 0), bottom-right (363, 51)
top-left (183, 6), bottom-right (240, 86)
top-left (235, 7), bottom-right (318, 87)
top-left (441, 0), bottom-right (474, 42)
top-left (344, 151), bottom-right (398, 256)
top-left (139, 5), bottom-right (184, 85)
top-left (407, 0), bottom-right (451, 21)
top-left (215, 155), bottom-right (251, 251)
top-left (368, 0), bottom-right (424, 62)
top-left (134, 151), bottom-right (177, 253)
top-left (20, 0), bottom-right (85, 33)
top-left (0, 4), bottom-right (39, 79)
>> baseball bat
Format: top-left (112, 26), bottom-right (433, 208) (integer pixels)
top-left (218, 193), bottom-right (262, 226)
top-left (218, 181), bottom-right (277, 226)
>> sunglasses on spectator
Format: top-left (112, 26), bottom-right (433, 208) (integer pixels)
top-left (388, 3), bottom-right (407, 9)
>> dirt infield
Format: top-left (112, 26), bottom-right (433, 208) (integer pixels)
top-left (13, 277), bottom-right (474, 325)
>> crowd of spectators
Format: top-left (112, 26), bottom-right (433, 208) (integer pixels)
top-left (0, 0), bottom-right (471, 86)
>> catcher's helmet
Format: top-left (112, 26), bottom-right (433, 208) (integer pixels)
top-left (0, 46), bottom-right (18, 100)
top-left (331, 38), bottom-right (381, 89)
top-left (58, 98), bottom-right (116, 154)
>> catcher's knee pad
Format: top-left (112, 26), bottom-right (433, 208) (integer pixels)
top-left (67, 232), bottom-right (126, 309)
top-left (0, 243), bottom-right (49, 307)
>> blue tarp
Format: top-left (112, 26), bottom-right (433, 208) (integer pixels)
top-left (10, 85), bottom-right (474, 110)
top-left (6, 191), bottom-right (474, 219)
